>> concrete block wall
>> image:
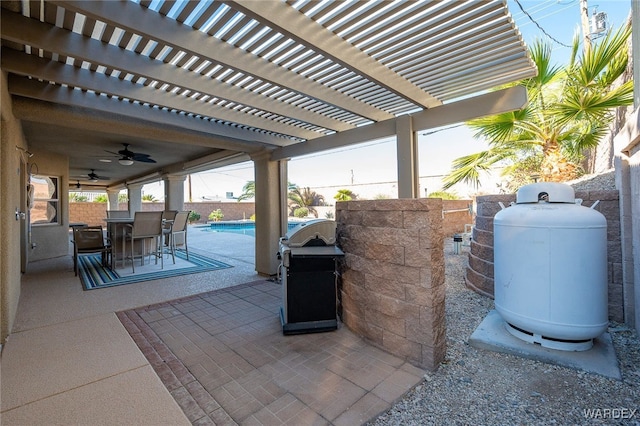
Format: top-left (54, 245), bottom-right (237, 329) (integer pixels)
top-left (441, 199), bottom-right (474, 237)
top-left (69, 202), bottom-right (256, 226)
top-left (336, 199), bottom-right (446, 371)
top-left (69, 202), bottom-right (108, 226)
top-left (466, 190), bottom-right (624, 322)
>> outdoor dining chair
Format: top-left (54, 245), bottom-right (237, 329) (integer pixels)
top-left (73, 225), bottom-right (112, 276)
top-left (106, 210), bottom-right (130, 218)
top-left (123, 211), bottom-right (164, 273)
top-left (163, 210), bottom-right (190, 264)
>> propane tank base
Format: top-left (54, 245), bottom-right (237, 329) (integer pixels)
top-left (505, 322), bottom-right (593, 352)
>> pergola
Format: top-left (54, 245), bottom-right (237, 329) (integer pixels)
top-left (1, 0), bottom-right (537, 274)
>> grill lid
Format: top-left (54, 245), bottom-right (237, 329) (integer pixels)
top-left (280, 219), bottom-right (337, 247)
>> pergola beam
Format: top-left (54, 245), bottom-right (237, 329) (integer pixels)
top-left (2, 49), bottom-right (318, 142)
top-left (271, 86), bottom-right (528, 160)
top-left (227, 0), bottom-right (442, 109)
top-left (53, 0), bottom-right (392, 122)
top-left (8, 78), bottom-right (276, 152)
top-left (0, 9), bottom-right (353, 135)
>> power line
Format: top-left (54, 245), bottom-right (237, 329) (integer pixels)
top-left (513, 0), bottom-right (573, 48)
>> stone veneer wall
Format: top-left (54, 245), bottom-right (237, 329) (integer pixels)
top-left (466, 190), bottom-right (623, 322)
top-left (336, 199), bottom-right (446, 371)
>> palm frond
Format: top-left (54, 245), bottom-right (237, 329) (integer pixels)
top-left (554, 81), bottom-right (633, 125)
top-left (573, 25), bottom-right (631, 87)
top-left (442, 149), bottom-right (513, 190)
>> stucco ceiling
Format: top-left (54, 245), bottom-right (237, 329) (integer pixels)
top-left (1, 0), bottom-right (536, 189)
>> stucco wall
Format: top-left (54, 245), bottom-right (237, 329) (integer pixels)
top-left (614, 106), bottom-right (640, 334)
top-left (0, 70), bottom-right (27, 342)
top-left (336, 199), bottom-right (446, 371)
top-left (466, 190), bottom-right (624, 323)
top-left (27, 149), bottom-right (70, 262)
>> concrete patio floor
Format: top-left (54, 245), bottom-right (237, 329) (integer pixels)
top-left (1, 225), bottom-right (425, 425)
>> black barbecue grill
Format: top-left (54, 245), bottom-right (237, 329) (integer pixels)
top-left (278, 219), bottom-right (344, 335)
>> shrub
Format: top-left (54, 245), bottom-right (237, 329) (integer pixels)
top-left (69, 194), bottom-right (88, 202)
top-left (208, 209), bottom-right (224, 222)
top-left (293, 207), bottom-right (309, 218)
top-left (93, 194), bottom-right (107, 203)
top-left (427, 191), bottom-right (459, 200)
top-left (188, 211), bottom-right (201, 223)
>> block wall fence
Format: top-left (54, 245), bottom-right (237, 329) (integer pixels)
top-left (466, 190), bottom-right (623, 322)
top-left (336, 199), bottom-right (446, 371)
top-left (69, 200), bottom-right (472, 237)
top-left (69, 202), bottom-right (256, 226)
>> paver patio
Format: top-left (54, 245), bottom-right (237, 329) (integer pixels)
top-left (118, 279), bottom-right (426, 425)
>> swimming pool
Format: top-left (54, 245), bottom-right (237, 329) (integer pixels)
top-left (198, 221), bottom-right (300, 237)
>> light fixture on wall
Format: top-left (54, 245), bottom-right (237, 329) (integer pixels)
top-left (118, 158), bottom-right (134, 166)
top-left (16, 146), bottom-right (34, 159)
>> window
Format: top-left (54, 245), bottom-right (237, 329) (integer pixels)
top-left (30, 175), bottom-right (60, 225)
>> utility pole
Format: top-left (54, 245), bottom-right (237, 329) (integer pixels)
top-left (579, 0), bottom-right (592, 52)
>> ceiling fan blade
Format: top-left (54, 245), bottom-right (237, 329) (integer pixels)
top-left (87, 169), bottom-right (110, 180)
top-left (132, 155), bottom-right (156, 163)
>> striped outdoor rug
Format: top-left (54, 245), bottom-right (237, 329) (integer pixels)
top-left (77, 251), bottom-right (232, 290)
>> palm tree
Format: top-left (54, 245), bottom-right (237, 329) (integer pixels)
top-left (289, 186), bottom-right (325, 218)
top-left (237, 181), bottom-right (255, 201)
top-left (238, 181), bottom-right (298, 202)
top-left (443, 25), bottom-right (632, 191)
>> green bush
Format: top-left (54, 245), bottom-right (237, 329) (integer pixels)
top-left (250, 214), bottom-right (256, 221)
top-left (188, 211), bottom-right (201, 223)
top-left (427, 191), bottom-right (459, 200)
top-left (293, 207), bottom-right (309, 218)
top-left (208, 209), bottom-right (224, 222)
top-left (93, 194), bottom-right (107, 203)
top-left (69, 194), bottom-right (88, 202)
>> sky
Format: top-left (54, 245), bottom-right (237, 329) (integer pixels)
top-left (142, 0), bottom-right (633, 202)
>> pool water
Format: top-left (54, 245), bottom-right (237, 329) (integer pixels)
top-left (198, 222), bottom-right (299, 237)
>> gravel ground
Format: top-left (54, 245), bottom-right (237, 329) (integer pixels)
top-left (568, 169), bottom-right (617, 191)
top-left (369, 241), bottom-right (640, 426)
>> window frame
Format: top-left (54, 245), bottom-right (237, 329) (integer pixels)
top-left (30, 174), bottom-right (61, 226)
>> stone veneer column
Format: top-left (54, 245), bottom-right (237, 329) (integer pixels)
top-left (336, 199), bottom-right (446, 371)
top-left (465, 194), bottom-right (515, 298)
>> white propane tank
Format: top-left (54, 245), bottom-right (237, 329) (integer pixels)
top-left (494, 182), bottom-right (608, 351)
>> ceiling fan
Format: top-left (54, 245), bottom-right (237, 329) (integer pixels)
top-left (72, 169), bottom-right (111, 183)
top-left (105, 143), bottom-right (157, 165)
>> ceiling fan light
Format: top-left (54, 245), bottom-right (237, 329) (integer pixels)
top-left (89, 178), bottom-right (98, 183)
top-left (119, 158), bottom-right (134, 166)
